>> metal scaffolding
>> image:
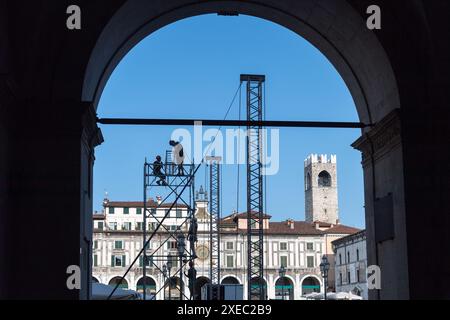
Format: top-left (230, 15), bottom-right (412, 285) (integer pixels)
top-left (206, 156), bottom-right (221, 287)
top-left (141, 151), bottom-right (197, 300)
top-left (241, 74), bottom-right (266, 300)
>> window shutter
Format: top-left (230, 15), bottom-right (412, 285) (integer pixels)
top-left (111, 255), bottom-right (115, 267)
top-left (139, 256), bottom-right (143, 267)
top-left (122, 255), bottom-right (126, 267)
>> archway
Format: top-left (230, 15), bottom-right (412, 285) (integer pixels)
top-left (108, 277), bottom-right (129, 289)
top-left (301, 276), bottom-right (321, 296)
top-left (92, 277), bottom-right (100, 284)
top-left (136, 276), bottom-right (157, 298)
top-left (194, 277), bottom-right (210, 300)
top-left (249, 277), bottom-right (267, 300)
top-left (78, 0), bottom-right (406, 300)
top-left (275, 277), bottom-right (294, 300)
top-left (221, 276), bottom-right (240, 285)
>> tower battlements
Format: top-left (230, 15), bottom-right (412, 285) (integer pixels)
top-left (304, 154), bottom-right (337, 167)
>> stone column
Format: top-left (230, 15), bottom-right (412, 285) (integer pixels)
top-left (352, 109), bottom-right (409, 300)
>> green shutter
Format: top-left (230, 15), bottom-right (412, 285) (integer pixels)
top-left (137, 208), bottom-right (142, 215)
top-left (122, 255), bottom-right (126, 267)
top-left (111, 255), bottom-right (115, 267)
top-left (124, 207), bottom-right (129, 214)
top-left (94, 255), bottom-right (98, 267)
top-left (139, 256), bottom-right (143, 267)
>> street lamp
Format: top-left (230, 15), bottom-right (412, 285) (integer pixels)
top-left (320, 255), bottom-right (330, 300)
top-left (278, 266), bottom-right (286, 300)
top-left (177, 234), bottom-right (186, 300)
top-left (162, 264), bottom-right (167, 300)
top-left (167, 257), bottom-right (173, 300)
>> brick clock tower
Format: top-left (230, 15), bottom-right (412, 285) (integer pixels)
top-left (304, 154), bottom-right (339, 224)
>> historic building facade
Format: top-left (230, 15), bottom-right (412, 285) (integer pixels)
top-left (92, 154), bottom-right (360, 300)
top-left (332, 230), bottom-right (368, 299)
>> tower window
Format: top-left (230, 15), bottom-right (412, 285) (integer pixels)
top-left (318, 171), bottom-right (332, 187)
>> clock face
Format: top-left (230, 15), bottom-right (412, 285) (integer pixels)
top-left (196, 245), bottom-right (210, 261)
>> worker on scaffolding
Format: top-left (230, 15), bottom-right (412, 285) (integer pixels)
top-left (188, 216), bottom-right (198, 259)
top-left (169, 140), bottom-right (185, 176)
top-left (185, 261), bottom-right (197, 300)
top-left (153, 155), bottom-right (167, 186)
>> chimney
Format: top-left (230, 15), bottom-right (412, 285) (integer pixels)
top-left (287, 219), bottom-right (295, 230)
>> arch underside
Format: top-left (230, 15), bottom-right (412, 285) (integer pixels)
top-left (82, 0), bottom-right (400, 126)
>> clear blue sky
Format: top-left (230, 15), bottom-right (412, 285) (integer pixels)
top-left (94, 14), bottom-right (365, 228)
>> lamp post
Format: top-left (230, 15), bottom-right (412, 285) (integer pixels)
top-left (278, 266), bottom-right (286, 300)
top-left (320, 255), bottom-right (330, 300)
top-left (177, 234), bottom-right (186, 301)
top-left (167, 257), bottom-right (173, 301)
top-left (162, 264), bottom-right (167, 301)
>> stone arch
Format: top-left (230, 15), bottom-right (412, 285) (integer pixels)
top-left (193, 276), bottom-right (210, 300)
top-left (221, 275), bottom-right (241, 285)
top-left (81, 0), bottom-right (400, 126)
top-left (108, 276), bottom-right (129, 289)
top-left (136, 276), bottom-right (158, 298)
top-left (274, 276), bottom-right (295, 300)
top-left (300, 275), bottom-right (322, 296)
top-left (91, 276), bottom-right (100, 284)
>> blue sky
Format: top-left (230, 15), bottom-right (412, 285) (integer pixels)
top-left (95, 14), bottom-right (365, 228)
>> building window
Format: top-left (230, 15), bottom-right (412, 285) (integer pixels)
top-left (307, 256), bottom-right (315, 268)
top-left (306, 243), bottom-right (314, 251)
top-left (165, 209), bottom-right (170, 217)
top-left (139, 255), bottom-right (153, 267)
top-left (93, 240), bottom-right (98, 250)
top-left (347, 252), bottom-right (350, 263)
top-left (226, 255), bottom-right (234, 268)
top-left (167, 254), bottom-right (178, 267)
top-left (226, 242), bottom-right (234, 250)
top-left (122, 222), bottom-right (132, 231)
top-left (339, 253), bottom-right (342, 265)
top-left (123, 207), bottom-right (129, 214)
top-left (108, 207), bottom-right (115, 214)
top-left (97, 221), bottom-right (104, 230)
top-left (280, 242), bottom-right (288, 251)
top-left (109, 222), bottom-right (117, 231)
top-left (347, 271), bottom-right (351, 284)
top-left (339, 273), bottom-right (343, 285)
top-left (356, 249), bottom-right (360, 261)
top-left (356, 269), bottom-right (360, 283)
top-left (280, 256), bottom-right (288, 268)
top-left (93, 255), bottom-right (98, 267)
top-left (176, 209), bottom-right (182, 218)
top-left (111, 255), bottom-right (126, 267)
top-left (167, 241), bottom-right (177, 250)
top-left (114, 241), bottom-right (124, 250)
top-left (148, 223), bottom-right (156, 231)
top-left (136, 208), bottom-right (142, 215)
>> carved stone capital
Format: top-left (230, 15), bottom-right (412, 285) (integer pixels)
top-left (81, 102), bottom-right (104, 151)
top-left (352, 109), bottom-right (402, 167)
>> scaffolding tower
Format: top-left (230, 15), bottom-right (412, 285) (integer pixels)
top-left (142, 151), bottom-right (197, 300)
top-left (241, 74), bottom-right (266, 300)
top-left (206, 156), bottom-right (221, 287)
